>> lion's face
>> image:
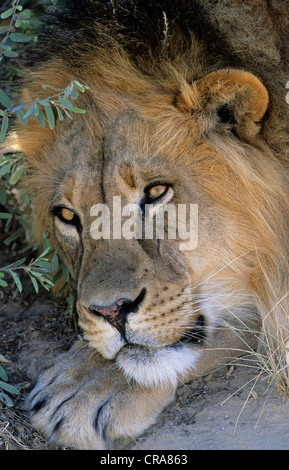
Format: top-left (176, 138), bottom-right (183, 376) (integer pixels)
top-left (49, 111), bottom-right (210, 385)
top-left (17, 60), bottom-right (289, 387)
top-left (35, 105), bottom-right (263, 387)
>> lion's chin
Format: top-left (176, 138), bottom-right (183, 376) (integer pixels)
top-left (115, 344), bottom-right (200, 388)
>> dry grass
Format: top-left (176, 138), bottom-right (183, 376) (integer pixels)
top-left (231, 320), bottom-right (289, 397)
top-left (0, 406), bottom-right (48, 450)
top-left (256, 330), bottom-right (289, 396)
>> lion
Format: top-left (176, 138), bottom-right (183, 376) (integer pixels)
top-left (10, 0), bottom-right (289, 449)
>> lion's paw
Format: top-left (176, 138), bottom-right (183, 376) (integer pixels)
top-left (26, 343), bottom-right (175, 449)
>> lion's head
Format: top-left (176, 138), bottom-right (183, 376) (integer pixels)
top-left (13, 38), bottom-right (289, 387)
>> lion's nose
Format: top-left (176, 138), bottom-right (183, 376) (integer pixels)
top-left (90, 298), bottom-right (129, 318)
top-left (89, 298), bottom-right (130, 338)
top-left (88, 288), bottom-right (146, 339)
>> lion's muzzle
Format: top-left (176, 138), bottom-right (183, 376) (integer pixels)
top-left (88, 288), bottom-right (147, 339)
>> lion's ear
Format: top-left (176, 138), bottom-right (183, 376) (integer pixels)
top-left (176, 69), bottom-right (269, 139)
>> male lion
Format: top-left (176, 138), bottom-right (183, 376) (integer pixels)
top-left (11, 0), bottom-right (289, 449)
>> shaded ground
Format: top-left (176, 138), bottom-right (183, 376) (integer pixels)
top-left (0, 249), bottom-right (78, 450)
top-left (1, 249), bottom-right (289, 451)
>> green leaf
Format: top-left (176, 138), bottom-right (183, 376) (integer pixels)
top-left (73, 81), bottom-right (89, 92)
top-left (33, 260), bottom-right (51, 269)
top-left (36, 108), bottom-right (45, 127)
top-left (71, 107), bottom-right (86, 114)
top-left (38, 247), bottom-right (51, 259)
top-left (40, 278), bottom-right (54, 290)
top-left (59, 96), bottom-right (73, 110)
top-left (4, 227), bottom-right (23, 245)
top-left (51, 252), bottom-right (59, 271)
top-left (0, 115), bottom-right (9, 143)
top-left (42, 278), bottom-right (55, 287)
top-left (66, 294), bottom-right (75, 305)
top-left (18, 9), bottom-right (31, 19)
top-left (0, 162), bottom-right (12, 176)
top-left (60, 261), bottom-right (70, 282)
top-left (42, 237), bottom-right (50, 250)
top-left (0, 8), bottom-right (14, 19)
top-left (3, 258), bottom-right (26, 269)
top-left (10, 32), bottom-right (33, 43)
top-left (0, 392), bottom-right (14, 407)
top-left (0, 156), bottom-right (11, 165)
top-left (45, 105), bottom-right (55, 130)
top-left (0, 365), bottom-right (8, 382)
top-left (3, 50), bottom-right (18, 58)
top-left (33, 102), bottom-right (39, 116)
top-left (29, 269), bottom-right (45, 278)
top-left (0, 380), bottom-right (19, 395)
top-left (16, 108), bottom-right (27, 126)
top-left (21, 191), bottom-right (30, 206)
top-left (28, 273), bottom-right (39, 293)
top-left (36, 99), bottom-right (49, 107)
top-left (9, 165), bottom-right (24, 185)
top-left (0, 186), bottom-right (7, 205)
top-left (12, 104), bottom-right (24, 113)
top-left (4, 216), bottom-right (12, 233)
top-left (31, 277), bottom-right (39, 293)
top-left (69, 89), bottom-right (79, 100)
top-left (63, 108), bottom-right (72, 119)
top-left (23, 102), bottom-right (36, 119)
top-left (0, 89), bottom-right (12, 108)
top-left (65, 83), bottom-right (74, 96)
top-left (42, 84), bottom-right (63, 92)
top-left (24, 228), bottom-right (31, 242)
top-left (55, 105), bottom-right (64, 122)
top-left (0, 212), bottom-right (12, 219)
top-left (0, 279), bottom-right (8, 288)
top-left (8, 270), bottom-right (22, 292)
top-left (0, 212), bottom-right (13, 232)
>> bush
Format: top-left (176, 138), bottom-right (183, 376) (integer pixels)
top-left (0, 0), bottom-right (87, 406)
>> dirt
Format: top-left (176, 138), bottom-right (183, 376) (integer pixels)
top-left (1, 249), bottom-right (289, 451)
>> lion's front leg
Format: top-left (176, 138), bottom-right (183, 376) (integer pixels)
top-left (25, 342), bottom-right (176, 450)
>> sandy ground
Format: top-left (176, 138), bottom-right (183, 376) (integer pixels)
top-left (1, 250), bottom-right (289, 451)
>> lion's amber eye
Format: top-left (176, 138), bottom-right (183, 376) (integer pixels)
top-left (148, 184), bottom-right (168, 200)
top-left (61, 208), bottom-right (75, 221)
top-left (52, 206), bottom-right (82, 231)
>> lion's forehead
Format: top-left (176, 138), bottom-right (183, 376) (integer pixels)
top-left (55, 111), bottom-right (193, 209)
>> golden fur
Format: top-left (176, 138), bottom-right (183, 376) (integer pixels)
top-left (10, 0), bottom-right (289, 449)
